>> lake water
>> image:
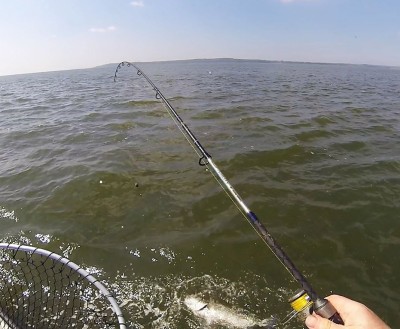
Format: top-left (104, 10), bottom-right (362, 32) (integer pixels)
top-left (0, 59), bottom-right (399, 328)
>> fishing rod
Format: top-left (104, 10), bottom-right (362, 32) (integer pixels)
top-left (114, 61), bottom-right (344, 325)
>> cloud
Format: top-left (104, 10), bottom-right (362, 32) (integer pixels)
top-left (89, 26), bottom-right (117, 33)
top-left (130, 1), bottom-right (144, 7)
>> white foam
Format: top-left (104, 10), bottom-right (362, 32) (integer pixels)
top-left (0, 206), bottom-right (18, 222)
top-left (35, 233), bottom-right (51, 244)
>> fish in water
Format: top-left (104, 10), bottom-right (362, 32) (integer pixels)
top-left (184, 296), bottom-right (278, 328)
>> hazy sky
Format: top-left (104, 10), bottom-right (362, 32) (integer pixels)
top-left (1, 0), bottom-right (399, 76)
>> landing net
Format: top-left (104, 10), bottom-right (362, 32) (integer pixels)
top-left (0, 243), bottom-right (126, 329)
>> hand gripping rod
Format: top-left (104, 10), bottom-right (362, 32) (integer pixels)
top-left (114, 61), bottom-right (344, 325)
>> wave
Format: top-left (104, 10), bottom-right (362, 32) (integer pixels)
top-left (120, 99), bottom-right (161, 107)
top-left (228, 144), bottom-right (312, 169)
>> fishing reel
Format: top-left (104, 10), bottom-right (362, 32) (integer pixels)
top-left (286, 289), bottom-right (313, 323)
top-left (284, 289), bottom-right (343, 325)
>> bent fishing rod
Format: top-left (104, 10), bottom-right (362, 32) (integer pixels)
top-left (114, 61), bottom-right (344, 325)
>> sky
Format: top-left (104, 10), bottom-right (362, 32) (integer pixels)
top-left (0, 0), bottom-right (400, 76)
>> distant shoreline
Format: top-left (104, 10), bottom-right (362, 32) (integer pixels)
top-left (96, 57), bottom-right (392, 68)
top-left (1, 58), bottom-right (398, 78)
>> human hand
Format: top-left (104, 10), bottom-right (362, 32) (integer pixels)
top-left (305, 295), bottom-right (391, 329)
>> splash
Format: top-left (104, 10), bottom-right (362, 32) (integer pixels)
top-left (109, 273), bottom-right (282, 328)
top-left (0, 206), bottom-right (18, 222)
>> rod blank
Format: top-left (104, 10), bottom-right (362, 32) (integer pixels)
top-left (114, 61), bottom-right (343, 325)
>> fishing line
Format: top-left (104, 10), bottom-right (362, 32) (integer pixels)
top-left (159, 95), bottom-right (250, 225)
top-left (159, 93), bottom-right (246, 218)
top-left (114, 61), bottom-right (344, 325)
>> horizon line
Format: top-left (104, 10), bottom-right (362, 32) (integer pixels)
top-left (1, 57), bottom-right (398, 78)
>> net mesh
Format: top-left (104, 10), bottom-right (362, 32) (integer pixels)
top-left (0, 244), bottom-right (126, 329)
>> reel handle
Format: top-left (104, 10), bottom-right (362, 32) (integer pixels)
top-left (313, 298), bottom-right (344, 325)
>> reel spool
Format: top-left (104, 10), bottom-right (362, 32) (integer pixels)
top-left (288, 289), bottom-right (313, 321)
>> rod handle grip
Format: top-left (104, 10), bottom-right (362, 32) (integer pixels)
top-left (329, 312), bottom-right (345, 325)
top-left (313, 298), bottom-right (344, 325)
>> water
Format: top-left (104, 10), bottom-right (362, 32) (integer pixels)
top-left (0, 59), bottom-right (399, 328)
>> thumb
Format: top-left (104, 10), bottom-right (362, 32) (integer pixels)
top-left (305, 314), bottom-right (343, 329)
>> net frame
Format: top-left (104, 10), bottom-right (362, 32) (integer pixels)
top-left (0, 243), bottom-right (126, 329)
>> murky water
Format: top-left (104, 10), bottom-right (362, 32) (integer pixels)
top-left (1, 59), bottom-right (399, 328)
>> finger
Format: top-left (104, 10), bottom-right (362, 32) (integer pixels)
top-left (305, 314), bottom-right (343, 329)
